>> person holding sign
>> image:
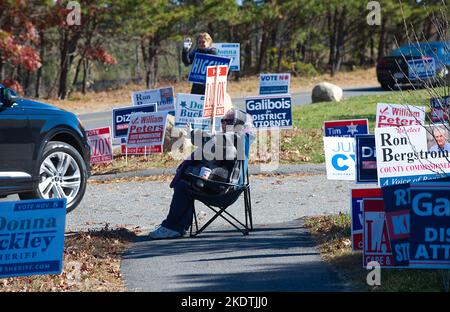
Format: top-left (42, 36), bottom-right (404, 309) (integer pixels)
top-left (182, 32), bottom-right (217, 95)
top-left (148, 109), bottom-right (254, 239)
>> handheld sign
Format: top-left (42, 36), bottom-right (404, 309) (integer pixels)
top-left (212, 43), bottom-right (240, 71)
top-left (132, 87), bottom-right (174, 111)
top-left (86, 127), bottom-right (113, 165)
top-left (188, 53), bottom-right (231, 84)
top-left (245, 94), bottom-right (292, 129)
top-left (203, 65), bottom-right (228, 119)
top-left (112, 104), bottom-right (157, 140)
top-left (375, 103), bottom-right (425, 128)
top-left (323, 119), bottom-right (369, 138)
top-left (0, 199), bottom-right (66, 278)
top-left (259, 73), bottom-right (291, 95)
top-left (126, 112), bottom-right (167, 148)
top-left (355, 134), bottom-right (378, 183)
top-left (407, 58), bottom-right (436, 81)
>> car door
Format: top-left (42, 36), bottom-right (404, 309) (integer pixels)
top-left (0, 100), bottom-right (34, 184)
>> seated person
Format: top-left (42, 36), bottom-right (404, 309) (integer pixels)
top-left (149, 109), bottom-right (254, 239)
top-left (430, 127), bottom-right (450, 152)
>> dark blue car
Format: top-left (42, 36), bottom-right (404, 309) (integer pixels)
top-left (376, 41), bottom-right (449, 90)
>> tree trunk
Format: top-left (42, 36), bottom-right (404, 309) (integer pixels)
top-left (0, 60), bottom-right (3, 81)
top-left (82, 58), bottom-right (89, 94)
top-left (377, 17), bottom-right (387, 62)
top-left (257, 31), bottom-right (269, 72)
top-left (331, 6), bottom-right (346, 76)
top-left (35, 30), bottom-right (45, 98)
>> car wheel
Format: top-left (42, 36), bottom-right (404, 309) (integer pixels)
top-left (380, 83), bottom-right (393, 91)
top-left (19, 141), bottom-right (88, 213)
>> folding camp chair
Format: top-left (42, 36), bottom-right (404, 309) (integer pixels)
top-left (187, 133), bottom-right (253, 236)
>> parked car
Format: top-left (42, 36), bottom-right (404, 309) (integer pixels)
top-left (376, 41), bottom-right (449, 90)
top-left (0, 85), bottom-right (90, 212)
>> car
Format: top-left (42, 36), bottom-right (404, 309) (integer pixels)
top-left (0, 84), bottom-right (91, 212)
top-left (376, 41), bottom-right (449, 90)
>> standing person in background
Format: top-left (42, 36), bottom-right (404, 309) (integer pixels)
top-left (182, 32), bottom-right (217, 95)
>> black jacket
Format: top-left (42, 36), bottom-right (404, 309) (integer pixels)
top-left (182, 47), bottom-right (217, 95)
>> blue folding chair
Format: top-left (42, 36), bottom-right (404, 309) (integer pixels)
top-left (187, 133), bottom-right (253, 236)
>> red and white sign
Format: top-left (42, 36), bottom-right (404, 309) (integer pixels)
top-left (121, 145), bottom-right (162, 155)
top-left (126, 112), bottom-right (167, 148)
top-left (86, 127), bottom-right (113, 164)
top-left (363, 199), bottom-right (395, 267)
top-left (375, 103), bottom-right (425, 128)
top-left (203, 65), bottom-right (228, 118)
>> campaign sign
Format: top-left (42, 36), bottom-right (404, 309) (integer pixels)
top-left (187, 53), bottom-right (231, 84)
top-left (355, 134), bottom-right (378, 183)
top-left (375, 125), bottom-right (450, 187)
top-left (126, 112), bottom-right (167, 148)
top-left (363, 199), bottom-right (395, 267)
top-left (407, 58), bottom-right (436, 81)
top-left (245, 95), bottom-right (292, 129)
top-left (351, 188), bottom-right (382, 252)
top-left (86, 127), bottom-right (113, 165)
top-left (430, 96), bottom-right (450, 122)
top-left (376, 103), bottom-right (425, 128)
top-left (259, 73), bottom-right (291, 95)
top-left (112, 104), bottom-right (157, 139)
top-left (323, 136), bottom-right (355, 181)
top-left (121, 144), bottom-right (162, 155)
top-left (0, 199), bottom-right (66, 278)
top-left (409, 182), bottom-right (450, 269)
top-left (175, 93), bottom-right (205, 127)
top-left (204, 65), bottom-right (228, 118)
top-left (324, 119), bottom-right (369, 138)
top-left (212, 43), bottom-right (240, 71)
top-left (382, 184), bottom-right (411, 267)
top-left (132, 87), bottom-right (174, 111)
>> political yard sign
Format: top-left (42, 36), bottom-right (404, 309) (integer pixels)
top-left (204, 65), bottom-right (228, 118)
top-left (259, 73), bottom-right (291, 95)
top-left (86, 127), bottom-right (113, 165)
top-left (355, 134), bottom-right (378, 183)
top-left (245, 94), bottom-right (292, 129)
top-left (363, 199), bottom-right (395, 267)
top-left (126, 112), bottom-right (167, 148)
top-left (188, 53), bottom-right (231, 84)
top-left (323, 119), bottom-right (369, 138)
top-left (323, 136), bottom-right (355, 181)
top-left (212, 43), bottom-right (240, 71)
top-left (374, 125), bottom-right (450, 187)
top-left (409, 183), bottom-right (450, 269)
top-left (375, 103), bottom-right (425, 128)
top-left (351, 188), bottom-right (382, 252)
top-left (121, 145), bottom-right (162, 155)
top-left (112, 104), bottom-right (157, 140)
top-left (0, 199), bottom-right (66, 278)
top-left (131, 87), bottom-right (174, 111)
top-left (407, 58), bottom-right (436, 81)
top-left (430, 96), bottom-right (450, 123)
top-left (175, 93), bottom-right (205, 127)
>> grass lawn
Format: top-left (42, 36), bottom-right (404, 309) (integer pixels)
top-left (304, 214), bottom-right (450, 292)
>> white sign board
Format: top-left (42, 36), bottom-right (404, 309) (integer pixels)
top-left (323, 136), bottom-right (356, 180)
top-left (126, 112), bottom-right (168, 148)
top-left (259, 73), bottom-right (291, 95)
top-left (132, 87), bottom-right (174, 111)
top-left (375, 103), bottom-right (425, 128)
top-left (175, 93), bottom-right (205, 127)
top-left (86, 127), bottom-right (113, 165)
top-left (212, 43), bottom-right (240, 71)
top-left (375, 124), bottom-right (450, 187)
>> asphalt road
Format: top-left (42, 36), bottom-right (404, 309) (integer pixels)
top-left (78, 85), bottom-right (390, 131)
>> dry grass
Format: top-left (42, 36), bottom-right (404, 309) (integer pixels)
top-left (42, 68), bottom-right (378, 115)
top-left (0, 226), bottom-right (138, 292)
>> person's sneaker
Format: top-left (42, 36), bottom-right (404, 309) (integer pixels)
top-left (148, 225), bottom-right (182, 239)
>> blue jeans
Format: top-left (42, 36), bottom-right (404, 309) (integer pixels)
top-left (161, 180), bottom-right (194, 235)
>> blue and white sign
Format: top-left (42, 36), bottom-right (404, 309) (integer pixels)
top-left (409, 182), bottom-right (450, 269)
top-left (323, 136), bottom-right (356, 180)
top-left (259, 73), bottom-right (291, 95)
top-left (0, 199), bottom-right (66, 278)
top-left (407, 58), bottom-right (436, 81)
top-left (355, 134), bottom-right (378, 183)
top-left (175, 93), bottom-right (205, 127)
top-left (112, 104), bottom-right (157, 139)
top-left (245, 94), bottom-right (292, 129)
top-left (188, 53), bottom-right (231, 84)
top-left (132, 87), bottom-right (174, 111)
top-left (212, 43), bottom-right (240, 71)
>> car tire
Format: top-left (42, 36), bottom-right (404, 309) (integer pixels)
top-left (19, 141), bottom-right (88, 213)
top-left (380, 83), bottom-right (393, 91)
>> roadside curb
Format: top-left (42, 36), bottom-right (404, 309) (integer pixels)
top-left (90, 163), bottom-right (326, 182)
